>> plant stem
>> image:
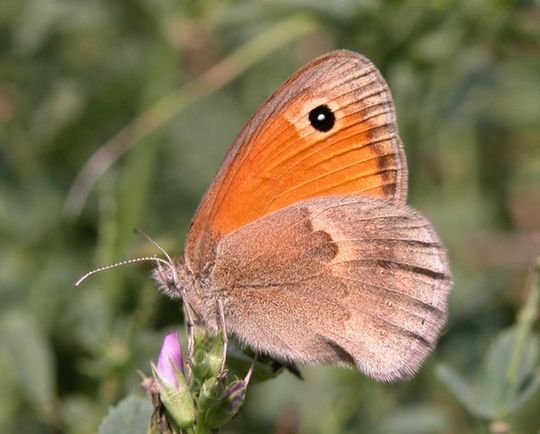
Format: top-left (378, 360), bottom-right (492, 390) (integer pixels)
top-left (63, 14), bottom-right (318, 217)
top-left (505, 258), bottom-right (540, 399)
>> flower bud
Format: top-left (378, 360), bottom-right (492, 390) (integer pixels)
top-left (191, 327), bottom-right (224, 381)
top-left (152, 332), bottom-right (195, 429)
top-left (197, 377), bottom-right (248, 429)
top-left (156, 331), bottom-right (184, 387)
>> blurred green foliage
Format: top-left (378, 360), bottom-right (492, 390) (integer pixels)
top-left (1, 0), bottom-right (540, 433)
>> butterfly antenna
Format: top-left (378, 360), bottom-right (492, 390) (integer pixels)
top-left (134, 228), bottom-right (174, 265)
top-left (75, 256), bottom-right (170, 287)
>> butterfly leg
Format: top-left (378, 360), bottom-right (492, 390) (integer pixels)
top-left (181, 288), bottom-right (195, 383)
top-left (217, 297), bottom-right (229, 379)
top-left (244, 354), bottom-right (257, 386)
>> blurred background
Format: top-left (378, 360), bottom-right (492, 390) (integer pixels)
top-left (2, 0), bottom-right (540, 433)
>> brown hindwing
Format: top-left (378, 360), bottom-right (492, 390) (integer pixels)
top-left (210, 195), bottom-right (452, 381)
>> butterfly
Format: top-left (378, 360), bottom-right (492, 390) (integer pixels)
top-left (151, 49), bottom-right (452, 382)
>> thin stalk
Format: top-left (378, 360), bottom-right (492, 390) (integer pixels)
top-left (64, 15), bottom-right (318, 217)
top-left (505, 258), bottom-right (540, 401)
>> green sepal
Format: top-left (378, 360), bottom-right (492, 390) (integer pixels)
top-left (151, 362), bottom-right (195, 429)
top-left (196, 377), bottom-right (247, 430)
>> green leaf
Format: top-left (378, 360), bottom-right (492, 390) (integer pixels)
top-left (0, 310), bottom-right (55, 418)
top-left (480, 328), bottom-right (539, 418)
top-left (97, 395), bottom-right (153, 434)
top-left (438, 328), bottom-right (540, 419)
top-left (436, 364), bottom-right (492, 418)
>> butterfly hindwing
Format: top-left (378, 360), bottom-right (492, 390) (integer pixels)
top-left (209, 195), bottom-right (451, 381)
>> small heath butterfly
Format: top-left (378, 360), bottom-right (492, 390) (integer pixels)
top-left (84, 50), bottom-right (452, 382)
top-left (153, 50), bottom-right (452, 381)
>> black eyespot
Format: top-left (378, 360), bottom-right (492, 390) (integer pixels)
top-left (308, 104), bottom-right (335, 132)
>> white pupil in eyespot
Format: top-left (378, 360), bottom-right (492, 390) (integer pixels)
top-left (317, 113), bottom-right (326, 121)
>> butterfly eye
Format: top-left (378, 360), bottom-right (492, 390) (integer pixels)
top-left (308, 104), bottom-right (335, 132)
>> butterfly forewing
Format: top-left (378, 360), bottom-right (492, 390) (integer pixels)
top-left (186, 50), bottom-right (408, 270)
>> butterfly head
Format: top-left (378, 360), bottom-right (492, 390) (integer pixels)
top-left (152, 254), bottom-right (211, 330)
top-left (152, 256), bottom-right (187, 300)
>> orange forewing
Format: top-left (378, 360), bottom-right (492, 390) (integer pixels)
top-left (186, 50), bottom-right (407, 268)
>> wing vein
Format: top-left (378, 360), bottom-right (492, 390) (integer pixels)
top-left (337, 258), bottom-right (450, 281)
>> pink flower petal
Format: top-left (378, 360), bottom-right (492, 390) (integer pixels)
top-left (156, 331), bottom-right (184, 389)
